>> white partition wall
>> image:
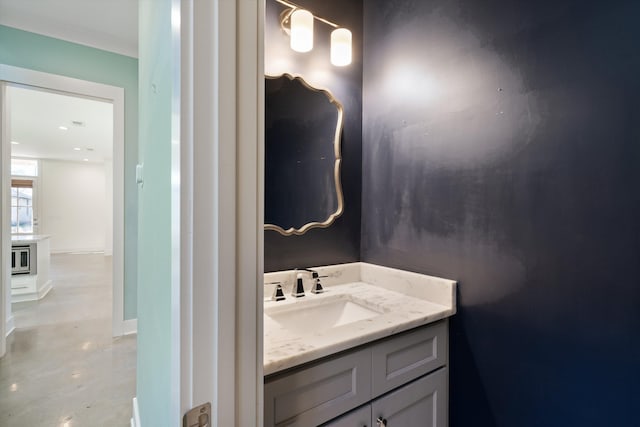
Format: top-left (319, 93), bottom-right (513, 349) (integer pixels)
top-left (105, 159), bottom-right (114, 255)
top-left (39, 159), bottom-right (109, 253)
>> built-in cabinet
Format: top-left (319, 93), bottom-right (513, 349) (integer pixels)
top-left (264, 320), bottom-right (448, 427)
top-left (11, 235), bottom-right (52, 302)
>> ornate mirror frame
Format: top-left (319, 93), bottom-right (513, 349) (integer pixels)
top-left (264, 73), bottom-right (344, 235)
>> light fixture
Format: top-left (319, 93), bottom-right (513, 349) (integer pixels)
top-left (10, 141), bottom-right (20, 145)
top-left (59, 125), bottom-right (68, 131)
top-left (276, 0), bottom-right (352, 67)
top-left (331, 28), bottom-right (352, 66)
top-left (82, 158), bottom-right (89, 162)
top-left (73, 147), bottom-right (81, 151)
top-left (290, 9), bottom-right (313, 52)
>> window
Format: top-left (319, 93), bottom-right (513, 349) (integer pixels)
top-left (11, 179), bottom-right (34, 234)
top-left (11, 158), bottom-right (38, 177)
top-left (10, 159), bottom-right (38, 235)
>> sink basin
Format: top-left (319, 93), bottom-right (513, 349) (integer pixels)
top-left (264, 295), bottom-right (384, 335)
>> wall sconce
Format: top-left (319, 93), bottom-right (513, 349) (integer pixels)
top-left (276, 0), bottom-right (352, 66)
top-left (290, 9), bottom-right (314, 52)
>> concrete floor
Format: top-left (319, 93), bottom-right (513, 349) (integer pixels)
top-left (0, 253), bottom-right (136, 427)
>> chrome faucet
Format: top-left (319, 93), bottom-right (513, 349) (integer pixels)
top-left (291, 272), bottom-right (306, 298)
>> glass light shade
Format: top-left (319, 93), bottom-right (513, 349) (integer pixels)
top-left (290, 9), bottom-right (314, 53)
top-left (331, 28), bottom-right (352, 66)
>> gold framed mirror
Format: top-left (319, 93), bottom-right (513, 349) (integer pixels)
top-left (264, 73), bottom-right (344, 235)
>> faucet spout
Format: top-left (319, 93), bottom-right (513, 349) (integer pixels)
top-left (291, 272), bottom-right (305, 298)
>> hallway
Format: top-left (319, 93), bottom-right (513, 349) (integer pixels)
top-left (0, 253), bottom-right (136, 426)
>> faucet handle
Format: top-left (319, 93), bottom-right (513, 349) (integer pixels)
top-left (266, 281), bottom-right (286, 301)
top-left (311, 275), bottom-right (328, 294)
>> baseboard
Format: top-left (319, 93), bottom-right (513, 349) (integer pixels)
top-left (131, 397), bottom-right (141, 427)
top-left (123, 318), bottom-right (138, 335)
top-left (38, 280), bottom-right (53, 299)
top-left (5, 315), bottom-right (15, 337)
top-left (51, 249), bottom-right (105, 255)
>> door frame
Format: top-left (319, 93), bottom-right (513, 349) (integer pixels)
top-left (0, 65), bottom-right (126, 353)
top-left (178, 0), bottom-right (264, 424)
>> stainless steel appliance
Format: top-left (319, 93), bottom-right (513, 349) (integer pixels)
top-left (11, 245), bottom-right (31, 275)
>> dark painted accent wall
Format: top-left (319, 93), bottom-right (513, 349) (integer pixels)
top-left (264, 0), bottom-right (362, 271)
top-left (362, 1), bottom-right (640, 426)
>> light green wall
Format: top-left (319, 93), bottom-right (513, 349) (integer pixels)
top-left (137, 0), bottom-right (176, 424)
top-left (0, 25), bottom-right (139, 319)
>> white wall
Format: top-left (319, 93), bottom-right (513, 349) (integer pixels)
top-left (104, 159), bottom-right (113, 255)
top-left (39, 159), bottom-right (110, 253)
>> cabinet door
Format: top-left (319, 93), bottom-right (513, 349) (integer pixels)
top-left (264, 348), bottom-right (372, 427)
top-left (321, 405), bottom-right (371, 427)
top-left (371, 320), bottom-right (447, 397)
top-left (371, 367), bottom-right (447, 427)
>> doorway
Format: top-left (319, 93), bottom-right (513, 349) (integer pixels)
top-left (0, 66), bottom-right (133, 425)
top-left (7, 83), bottom-right (114, 317)
top-left (0, 65), bottom-right (126, 350)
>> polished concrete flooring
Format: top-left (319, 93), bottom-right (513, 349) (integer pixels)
top-left (0, 253), bottom-right (136, 427)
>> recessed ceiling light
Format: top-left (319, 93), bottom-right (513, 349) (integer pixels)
top-left (59, 126), bottom-right (68, 130)
top-left (83, 158), bottom-right (89, 162)
top-left (10, 141), bottom-right (20, 145)
top-left (73, 147), bottom-right (81, 151)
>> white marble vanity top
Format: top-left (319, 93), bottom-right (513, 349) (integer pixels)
top-left (11, 234), bottom-right (50, 244)
top-left (263, 262), bottom-right (456, 376)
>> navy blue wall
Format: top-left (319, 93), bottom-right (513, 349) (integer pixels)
top-left (264, 0), bottom-right (363, 272)
top-left (362, 0), bottom-right (640, 425)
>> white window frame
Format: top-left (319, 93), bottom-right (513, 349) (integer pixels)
top-left (10, 158), bottom-right (39, 178)
top-left (10, 174), bottom-right (38, 235)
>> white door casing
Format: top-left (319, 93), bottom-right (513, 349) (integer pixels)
top-left (0, 81), bottom-right (10, 357)
top-left (179, 0), bottom-right (264, 425)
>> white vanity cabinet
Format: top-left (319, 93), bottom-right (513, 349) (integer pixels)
top-left (264, 320), bottom-right (448, 427)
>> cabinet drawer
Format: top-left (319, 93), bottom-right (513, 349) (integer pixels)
top-left (265, 348), bottom-right (372, 427)
top-left (372, 367), bottom-right (448, 427)
top-left (11, 276), bottom-right (36, 294)
top-left (321, 404), bottom-right (371, 427)
top-left (371, 320), bottom-right (447, 397)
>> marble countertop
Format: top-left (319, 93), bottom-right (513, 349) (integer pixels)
top-left (11, 234), bottom-right (50, 244)
top-left (264, 262), bottom-right (456, 376)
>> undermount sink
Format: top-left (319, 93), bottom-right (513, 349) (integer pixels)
top-left (264, 294), bottom-right (384, 335)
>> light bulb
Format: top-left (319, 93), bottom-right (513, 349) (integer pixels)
top-left (290, 9), bottom-right (313, 53)
top-left (331, 28), bottom-right (352, 66)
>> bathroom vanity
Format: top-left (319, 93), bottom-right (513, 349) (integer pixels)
top-left (262, 66), bottom-right (455, 426)
top-left (263, 262), bottom-right (456, 427)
